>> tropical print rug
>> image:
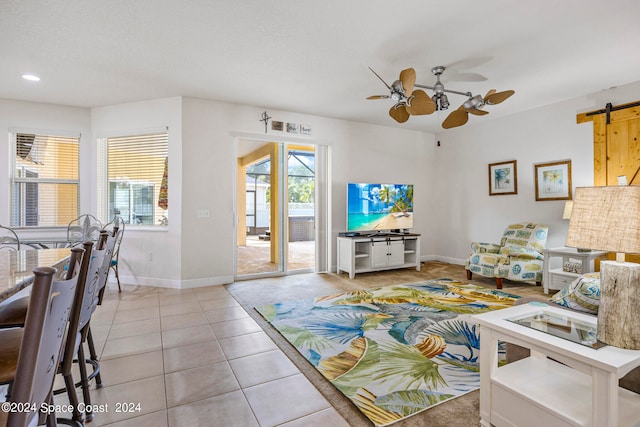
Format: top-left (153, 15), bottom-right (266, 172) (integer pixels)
top-left (255, 279), bottom-right (519, 426)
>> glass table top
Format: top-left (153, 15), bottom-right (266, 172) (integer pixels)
top-left (508, 309), bottom-right (605, 349)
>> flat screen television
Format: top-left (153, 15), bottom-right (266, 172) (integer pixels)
top-left (347, 183), bottom-right (413, 233)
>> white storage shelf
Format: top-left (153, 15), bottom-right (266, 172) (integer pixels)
top-left (543, 248), bottom-right (609, 294)
top-left (337, 234), bottom-right (421, 279)
top-left (475, 304), bottom-right (640, 427)
top-left (492, 357), bottom-right (640, 427)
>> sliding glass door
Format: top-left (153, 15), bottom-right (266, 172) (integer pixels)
top-left (236, 140), bottom-right (318, 278)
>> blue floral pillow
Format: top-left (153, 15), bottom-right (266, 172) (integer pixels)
top-left (551, 272), bottom-right (600, 314)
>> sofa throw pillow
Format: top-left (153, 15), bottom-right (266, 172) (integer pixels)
top-left (551, 272), bottom-right (601, 314)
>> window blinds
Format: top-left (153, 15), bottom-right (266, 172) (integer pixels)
top-left (103, 132), bottom-right (168, 226)
top-left (11, 133), bottom-right (80, 227)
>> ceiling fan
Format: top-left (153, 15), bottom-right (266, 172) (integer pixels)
top-left (366, 67), bottom-right (436, 123)
top-left (367, 66), bottom-right (514, 129)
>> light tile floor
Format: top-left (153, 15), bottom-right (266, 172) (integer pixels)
top-left (57, 282), bottom-right (350, 427)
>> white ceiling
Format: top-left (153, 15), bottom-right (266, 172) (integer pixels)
top-left (2, 0), bottom-right (639, 133)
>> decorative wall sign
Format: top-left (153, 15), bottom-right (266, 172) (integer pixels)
top-left (286, 123), bottom-right (298, 133)
top-left (271, 121), bottom-right (284, 131)
top-left (488, 160), bottom-right (517, 196)
top-left (535, 159), bottom-right (572, 201)
top-left (299, 124), bottom-right (312, 135)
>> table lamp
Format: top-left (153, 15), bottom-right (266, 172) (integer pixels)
top-left (562, 200), bottom-right (591, 252)
top-left (565, 186), bottom-right (640, 349)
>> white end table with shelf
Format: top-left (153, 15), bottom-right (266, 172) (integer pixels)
top-left (543, 247), bottom-right (609, 294)
top-left (473, 303), bottom-right (640, 427)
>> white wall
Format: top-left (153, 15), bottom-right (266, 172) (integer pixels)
top-left (180, 97), bottom-right (436, 284)
top-left (91, 97), bottom-right (183, 286)
top-left (432, 80), bottom-right (640, 265)
top-left (0, 95), bottom-right (434, 287)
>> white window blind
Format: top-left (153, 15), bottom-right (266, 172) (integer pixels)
top-left (11, 132), bottom-right (80, 227)
top-left (99, 132), bottom-right (168, 226)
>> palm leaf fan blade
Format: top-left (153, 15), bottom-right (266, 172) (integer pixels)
top-left (367, 95), bottom-right (390, 100)
top-left (389, 104), bottom-right (410, 123)
top-left (442, 108), bottom-right (468, 129)
top-left (399, 68), bottom-right (416, 96)
top-left (405, 90), bottom-right (436, 115)
top-left (467, 108), bottom-right (489, 116)
top-left (485, 89), bottom-right (515, 105)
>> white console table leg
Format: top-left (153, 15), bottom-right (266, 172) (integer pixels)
top-left (592, 367), bottom-right (618, 426)
top-left (479, 326), bottom-right (497, 427)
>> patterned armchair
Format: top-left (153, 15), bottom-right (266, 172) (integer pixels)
top-left (465, 222), bottom-right (548, 289)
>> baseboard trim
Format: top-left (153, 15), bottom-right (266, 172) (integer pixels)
top-left (110, 274), bottom-right (233, 289)
top-left (423, 255), bottom-right (466, 266)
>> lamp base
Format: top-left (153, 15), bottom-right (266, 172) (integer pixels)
top-left (597, 261), bottom-right (640, 350)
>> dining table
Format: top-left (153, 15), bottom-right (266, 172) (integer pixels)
top-left (0, 248), bottom-right (71, 302)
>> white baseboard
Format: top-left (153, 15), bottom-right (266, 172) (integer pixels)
top-left (112, 256), bottom-right (467, 288)
top-left (109, 274), bottom-right (233, 289)
top-left (423, 255), bottom-right (466, 265)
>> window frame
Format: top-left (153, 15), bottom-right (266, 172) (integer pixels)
top-left (97, 128), bottom-right (169, 229)
top-left (9, 129), bottom-right (81, 228)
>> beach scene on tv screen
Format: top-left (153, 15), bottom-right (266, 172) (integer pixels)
top-left (347, 183), bottom-right (413, 232)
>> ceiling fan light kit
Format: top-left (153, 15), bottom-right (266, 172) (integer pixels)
top-left (367, 66), bottom-right (515, 129)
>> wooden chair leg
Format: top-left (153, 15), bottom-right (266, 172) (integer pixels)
top-left (466, 269), bottom-right (472, 280)
top-left (495, 278), bottom-right (503, 289)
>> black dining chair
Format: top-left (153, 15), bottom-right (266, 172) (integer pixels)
top-left (0, 231), bottom-right (118, 422)
top-left (0, 252), bottom-right (85, 427)
top-left (103, 216), bottom-right (125, 292)
top-left (53, 235), bottom-right (110, 422)
top-left (96, 227), bottom-right (120, 305)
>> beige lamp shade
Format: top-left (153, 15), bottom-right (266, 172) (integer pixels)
top-left (562, 201), bottom-right (573, 219)
top-left (566, 186), bottom-right (640, 254)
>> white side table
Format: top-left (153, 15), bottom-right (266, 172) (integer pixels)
top-left (543, 247), bottom-right (609, 294)
top-left (473, 303), bottom-right (640, 427)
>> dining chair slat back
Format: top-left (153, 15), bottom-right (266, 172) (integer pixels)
top-left (67, 214), bottom-right (102, 247)
top-left (6, 254), bottom-right (83, 427)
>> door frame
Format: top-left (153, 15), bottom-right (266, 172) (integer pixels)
top-left (232, 132), bottom-right (330, 280)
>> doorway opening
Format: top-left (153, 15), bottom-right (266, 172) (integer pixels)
top-left (236, 140), bottom-right (316, 277)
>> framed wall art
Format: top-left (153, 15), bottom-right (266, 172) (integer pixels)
top-left (534, 159), bottom-right (572, 201)
top-left (488, 160), bottom-right (518, 196)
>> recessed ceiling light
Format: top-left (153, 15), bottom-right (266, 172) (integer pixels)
top-left (22, 74), bottom-right (41, 82)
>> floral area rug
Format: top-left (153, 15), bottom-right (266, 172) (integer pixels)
top-left (255, 279), bottom-right (519, 426)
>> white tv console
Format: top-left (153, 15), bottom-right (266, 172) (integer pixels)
top-left (336, 233), bottom-right (421, 278)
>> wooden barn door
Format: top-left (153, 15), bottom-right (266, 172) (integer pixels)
top-left (578, 101), bottom-right (640, 262)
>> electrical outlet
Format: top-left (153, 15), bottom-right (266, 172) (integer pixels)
top-left (197, 209), bottom-right (210, 218)
top-left (147, 251), bottom-right (153, 261)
